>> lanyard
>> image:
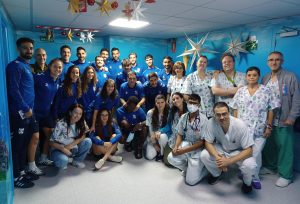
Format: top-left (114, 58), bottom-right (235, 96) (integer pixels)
top-left (224, 70), bottom-right (237, 87)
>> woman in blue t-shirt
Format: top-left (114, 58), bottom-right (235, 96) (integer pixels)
top-left (90, 109), bottom-right (122, 170)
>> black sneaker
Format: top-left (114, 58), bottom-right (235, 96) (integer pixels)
top-left (124, 143), bottom-right (133, 152)
top-left (14, 176), bottom-right (34, 188)
top-left (207, 173), bottom-right (222, 185)
top-left (24, 171), bottom-right (39, 181)
top-left (155, 153), bottom-right (163, 161)
top-left (134, 150), bottom-right (143, 159)
top-left (241, 182), bottom-right (253, 194)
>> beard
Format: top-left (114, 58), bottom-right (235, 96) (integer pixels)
top-left (21, 53), bottom-right (33, 60)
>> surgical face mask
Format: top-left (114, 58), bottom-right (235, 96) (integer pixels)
top-left (187, 104), bottom-right (199, 113)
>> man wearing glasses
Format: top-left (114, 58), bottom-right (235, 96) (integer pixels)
top-left (261, 51), bottom-right (300, 187)
top-left (200, 102), bottom-right (256, 194)
top-left (167, 94), bottom-right (208, 186)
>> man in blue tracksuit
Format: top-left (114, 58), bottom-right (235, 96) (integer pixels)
top-left (129, 52), bottom-right (145, 83)
top-left (142, 54), bottom-right (161, 82)
top-left (159, 56), bottom-right (173, 86)
top-left (60, 45), bottom-right (74, 81)
top-left (6, 37), bottom-right (38, 188)
top-left (107, 47), bottom-right (122, 80)
top-left (72, 46), bottom-right (90, 74)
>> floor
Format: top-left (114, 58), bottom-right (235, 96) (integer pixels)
top-left (14, 152), bottom-right (300, 204)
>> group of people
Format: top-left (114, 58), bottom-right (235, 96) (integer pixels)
top-left (6, 37), bottom-right (299, 195)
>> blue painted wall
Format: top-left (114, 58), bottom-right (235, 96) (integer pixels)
top-left (168, 15), bottom-right (300, 80)
top-left (16, 30), bottom-right (104, 63)
top-left (0, 3), bottom-right (16, 204)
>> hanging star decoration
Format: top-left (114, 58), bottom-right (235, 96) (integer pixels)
top-left (123, 1), bottom-right (134, 20)
top-left (79, 32), bottom-right (86, 43)
top-left (67, 29), bottom-right (73, 41)
top-left (96, 0), bottom-right (112, 16)
top-left (86, 32), bottom-right (94, 43)
top-left (177, 33), bottom-right (218, 70)
top-left (132, 0), bottom-right (147, 21)
top-left (145, 0), bottom-right (156, 3)
top-left (68, 0), bottom-right (80, 14)
top-left (225, 33), bottom-right (249, 61)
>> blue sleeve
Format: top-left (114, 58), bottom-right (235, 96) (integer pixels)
top-left (160, 123), bottom-right (172, 135)
top-left (6, 64), bottom-right (30, 112)
top-left (139, 85), bottom-right (145, 98)
top-left (113, 96), bottom-right (120, 110)
top-left (119, 85), bottom-right (125, 99)
top-left (116, 108), bottom-right (123, 124)
top-left (89, 131), bottom-right (104, 145)
top-left (139, 108), bottom-right (146, 121)
top-left (52, 87), bottom-right (63, 120)
top-left (110, 123), bottom-right (122, 144)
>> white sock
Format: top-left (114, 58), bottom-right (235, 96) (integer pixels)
top-left (20, 170), bottom-right (26, 176)
top-left (28, 161), bottom-right (37, 170)
top-left (40, 154), bottom-right (47, 161)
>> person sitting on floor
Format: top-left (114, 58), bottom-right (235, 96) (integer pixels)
top-left (145, 95), bottom-right (169, 161)
top-left (90, 109), bottom-right (123, 170)
top-left (50, 104), bottom-right (92, 170)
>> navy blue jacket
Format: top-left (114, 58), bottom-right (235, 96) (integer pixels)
top-left (34, 70), bottom-right (61, 118)
top-left (6, 57), bottom-right (34, 115)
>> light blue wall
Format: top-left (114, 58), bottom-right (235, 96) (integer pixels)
top-left (16, 30), bottom-right (105, 63)
top-left (109, 35), bottom-right (168, 69)
top-left (0, 3), bottom-right (16, 204)
top-left (168, 15), bottom-right (300, 80)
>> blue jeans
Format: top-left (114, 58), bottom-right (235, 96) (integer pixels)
top-left (51, 138), bottom-right (92, 169)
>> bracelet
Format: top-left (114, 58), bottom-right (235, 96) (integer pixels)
top-left (266, 124), bottom-right (272, 130)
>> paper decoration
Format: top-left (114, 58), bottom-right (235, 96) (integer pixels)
top-left (111, 1), bottom-right (118, 10)
top-left (68, 0), bottom-right (87, 13)
top-left (182, 47), bottom-right (190, 69)
top-left (178, 33), bottom-right (218, 70)
top-left (122, 1), bottom-right (134, 20)
top-left (96, 0), bottom-right (112, 16)
top-left (67, 29), bottom-right (73, 41)
top-left (79, 32), bottom-right (86, 42)
top-left (225, 33), bottom-right (249, 61)
top-left (86, 32), bottom-right (94, 42)
top-left (46, 28), bottom-right (54, 41)
top-left (246, 35), bottom-right (258, 51)
top-left (145, 0), bottom-right (156, 3)
top-left (132, 0), bottom-right (147, 21)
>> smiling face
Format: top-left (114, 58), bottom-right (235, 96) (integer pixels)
top-left (70, 107), bottom-right (83, 124)
top-left (100, 50), bottom-right (109, 61)
top-left (214, 106), bottom-right (230, 126)
top-left (112, 50), bottom-right (120, 61)
top-left (100, 110), bottom-right (109, 124)
top-left (70, 67), bottom-right (80, 82)
top-left (77, 49), bottom-right (86, 62)
top-left (163, 58), bottom-right (172, 71)
top-left (61, 47), bottom-right (71, 62)
top-left (106, 81), bottom-right (115, 95)
top-left (197, 57), bottom-right (207, 71)
top-left (35, 48), bottom-right (47, 65)
top-left (222, 56), bottom-right (235, 72)
top-left (96, 56), bottom-right (105, 68)
top-left (127, 73), bottom-right (137, 87)
top-left (267, 53), bottom-right (283, 72)
top-left (129, 54), bottom-right (137, 65)
top-left (145, 57), bottom-right (153, 67)
top-left (49, 60), bottom-right (63, 78)
top-left (246, 70), bottom-right (259, 85)
top-left (18, 42), bottom-right (34, 60)
top-left (86, 68), bottom-right (95, 80)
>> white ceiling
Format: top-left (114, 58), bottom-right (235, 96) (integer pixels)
top-left (2, 0), bottom-right (300, 39)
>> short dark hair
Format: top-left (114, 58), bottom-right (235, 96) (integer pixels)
top-left (111, 47), bottom-right (119, 52)
top-left (127, 96), bottom-right (139, 105)
top-left (199, 55), bottom-right (208, 61)
top-left (189, 94), bottom-right (201, 103)
top-left (129, 52), bottom-right (137, 58)
top-left (145, 54), bottom-right (153, 60)
top-left (127, 71), bottom-right (137, 77)
top-left (163, 56), bottom-right (173, 61)
top-left (268, 51), bottom-right (283, 59)
top-left (213, 102), bottom-right (229, 112)
top-left (100, 48), bottom-right (109, 53)
top-left (16, 37), bottom-right (34, 47)
top-left (246, 66), bottom-right (260, 76)
top-left (60, 45), bottom-right (71, 53)
top-left (221, 53), bottom-right (235, 62)
top-left (148, 72), bottom-right (158, 80)
top-left (77, 46), bottom-right (86, 53)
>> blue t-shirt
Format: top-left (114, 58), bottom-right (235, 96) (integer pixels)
top-left (116, 106), bottom-right (146, 125)
top-left (107, 59), bottom-right (122, 80)
top-left (142, 66), bottom-right (162, 82)
top-left (72, 60), bottom-right (90, 74)
top-left (94, 94), bottom-right (120, 111)
top-left (61, 61), bottom-right (74, 81)
top-left (119, 82), bottom-right (145, 102)
top-left (143, 80), bottom-right (167, 111)
top-left (94, 68), bottom-right (111, 88)
top-left (34, 70), bottom-right (61, 118)
top-left (6, 57), bottom-right (35, 115)
top-left (90, 123), bottom-right (122, 145)
top-left (159, 70), bottom-right (172, 86)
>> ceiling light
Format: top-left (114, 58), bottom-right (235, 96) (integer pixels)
top-left (109, 18), bottom-right (150, 29)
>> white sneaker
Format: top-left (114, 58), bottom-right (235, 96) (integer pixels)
top-left (275, 177), bottom-right (292, 187)
top-left (38, 158), bottom-right (54, 166)
top-left (95, 159), bottom-right (105, 170)
top-left (259, 167), bottom-right (276, 175)
top-left (72, 160), bottom-right (86, 169)
top-left (108, 155), bottom-right (123, 163)
top-left (28, 166), bottom-right (45, 176)
top-left (68, 157), bottom-right (73, 164)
